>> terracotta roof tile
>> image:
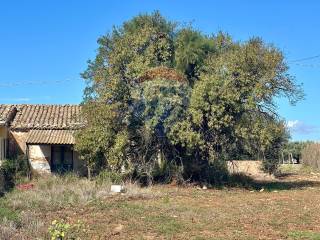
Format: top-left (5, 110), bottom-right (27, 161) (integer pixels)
top-left (26, 130), bottom-right (75, 144)
top-left (0, 105), bottom-right (16, 125)
top-left (11, 104), bottom-right (84, 130)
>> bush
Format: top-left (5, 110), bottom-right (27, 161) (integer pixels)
top-left (203, 160), bottom-right (229, 185)
top-left (262, 158), bottom-right (279, 174)
top-left (0, 156), bottom-right (30, 192)
top-left (96, 170), bottom-right (124, 185)
top-left (0, 156), bottom-right (31, 194)
top-left (48, 219), bottom-right (85, 240)
top-left (152, 160), bottom-right (184, 184)
top-left (0, 161), bottom-right (15, 191)
top-left (182, 158), bottom-right (229, 185)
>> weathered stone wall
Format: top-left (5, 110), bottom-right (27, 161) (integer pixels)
top-left (7, 130), bottom-right (86, 175)
top-left (10, 130), bottom-right (29, 155)
top-left (0, 126), bottom-right (8, 138)
top-left (28, 145), bottom-right (51, 174)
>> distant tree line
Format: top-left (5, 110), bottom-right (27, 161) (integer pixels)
top-left (280, 141), bottom-right (312, 164)
top-left (75, 12), bottom-right (303, 184)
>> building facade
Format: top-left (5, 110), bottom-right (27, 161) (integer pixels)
top-left (0, 104), bottom-right (86, 175)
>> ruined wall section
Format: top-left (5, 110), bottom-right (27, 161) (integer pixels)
top-left (28, 145), bottom-right (51, 174)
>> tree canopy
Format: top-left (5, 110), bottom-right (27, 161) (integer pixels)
top-left (76, 11), bottom-right (303, 183)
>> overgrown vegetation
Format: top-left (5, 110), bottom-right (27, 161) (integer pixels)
top-left (0, 174), bottom-right (154, 239)
top-left (0, 156), bottom-right (31, 194)
top-left (301, 143), bottom-right (320, 169)
top-left (48, 219), bottom-right (86, 240)
top-left (1, 172), bottom-right (320, 239)
top-left (75, 11), bottom-right (303, 184)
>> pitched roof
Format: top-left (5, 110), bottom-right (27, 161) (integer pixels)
top-left (0, 105), bottom-right (16, 125)
top-left (10, 104), bottom-right (84, 130)
top-left (26, 130), bottom-right (75, 145)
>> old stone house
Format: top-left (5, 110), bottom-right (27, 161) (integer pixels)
top-left (0, 104), bottom-right (86, 175)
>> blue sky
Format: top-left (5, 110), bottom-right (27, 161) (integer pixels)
top-left (0, 1), bottom-right (319, 141)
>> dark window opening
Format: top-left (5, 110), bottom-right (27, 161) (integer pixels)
top-left (51, 145), bottom-right (73, 173)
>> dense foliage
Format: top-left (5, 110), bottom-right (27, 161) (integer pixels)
top-left (0, 156), bottom-right (30, 193)
top-left (76, 12), bottom-right (303, 183)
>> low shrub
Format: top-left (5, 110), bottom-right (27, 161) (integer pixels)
top-left (48, 219), bottom-right (86, 240)
top-left (262, 157), bottom-right (279, 174)
top-left (0, 155), bottom-right (31, 193)
top-left (227, 173), bottom-right (255, 188)
top-left (96, 170), bottom-right (124, 185)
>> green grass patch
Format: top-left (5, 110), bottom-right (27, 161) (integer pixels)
top-left (116, 202), bottom-right (147, 218)
top-left (147, 215), bottom-right (185, 236)
top-left (279, 164), bottom-right (320, 175)
top-left (288, 231), bottom-right (320, 240)
top-left (0, 204), bottom-right (20, 224)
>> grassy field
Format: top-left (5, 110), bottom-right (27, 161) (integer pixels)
top-left (1, 165), bottom-right (320, 240)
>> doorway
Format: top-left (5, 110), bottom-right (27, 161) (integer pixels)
top-left (51, 145), bottom-right (73, 173)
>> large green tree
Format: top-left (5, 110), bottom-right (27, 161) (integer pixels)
top-left (171, 38), bottom-right (302, 175)
top-left (76, 12), bottom-right (303, 182)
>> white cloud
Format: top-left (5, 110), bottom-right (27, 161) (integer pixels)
top-left (287, 120), bottom-right (299, 128)
top-left (286, 120), bottom-right (319, 135)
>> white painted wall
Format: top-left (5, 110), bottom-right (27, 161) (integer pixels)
top-left (28, 145), bottom-right (51, 174)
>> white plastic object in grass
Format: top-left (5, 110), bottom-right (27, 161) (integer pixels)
top-left (110, 184), bottom-right (125, 193)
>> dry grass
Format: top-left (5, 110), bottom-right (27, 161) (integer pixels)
top-left (5, 174), bottom-right (112, 211)
top-left (1, 167), bottom-right (320, 239)
top-left (3, 174), bottom-right (154, 212)
top-left (0, 174), bottom-right (155, 239)
top-left (301, 143), bottom-right (320, 169)
top-left (0, 211), bottom-right (45, 240)
top-left (227, 160), bottom-right (275, 181)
